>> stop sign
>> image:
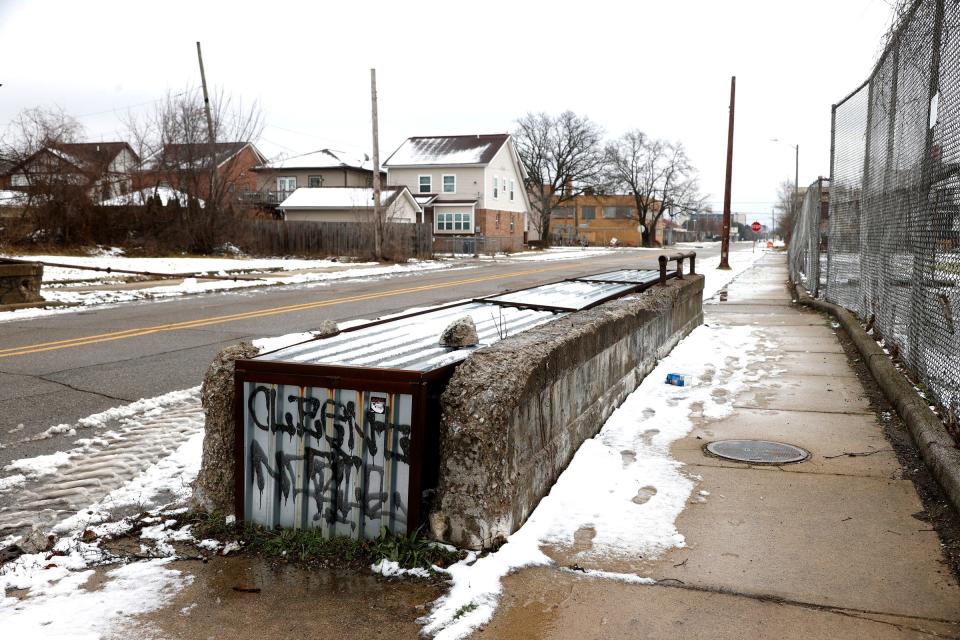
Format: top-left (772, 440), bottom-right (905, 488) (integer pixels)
top-left (751, 221), bottom-right (761, 233)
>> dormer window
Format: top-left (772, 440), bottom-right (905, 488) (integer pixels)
top-left (442, 174), bottom-right (456, 193)
top-left (419, 175), bottom-right (432, 193)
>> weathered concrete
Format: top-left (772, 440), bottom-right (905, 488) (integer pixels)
top-left (439, 315), bottom-right (479, 348)
top-left (431, 275), bottom-right (704, 549)
top-left (191, 341), bottom-right (260, 514)
top-left (485, 567), bottom-right (960, 639)
top-left (794, 282), bottom-right (960, 525)
top-left (0, 260), bottom-right (43, 305)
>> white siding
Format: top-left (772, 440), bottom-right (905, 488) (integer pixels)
top-left (482, 141), bottom-right (527, 214)
top-left (387, 167), bottom-right (485, 205)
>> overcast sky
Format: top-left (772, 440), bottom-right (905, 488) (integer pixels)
top-left (0, 0), bottom-right (894, 221)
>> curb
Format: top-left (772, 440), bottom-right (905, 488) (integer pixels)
top-left (792, 283), bottom-right (960, 516)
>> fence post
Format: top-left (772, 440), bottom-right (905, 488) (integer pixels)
top-left (910, 0), bottom-right (945, 375)
top-left (825, 104), bottom-right (837, 299)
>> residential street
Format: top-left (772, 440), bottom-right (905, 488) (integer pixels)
top-left (0, 245), bottom-right (724, 466)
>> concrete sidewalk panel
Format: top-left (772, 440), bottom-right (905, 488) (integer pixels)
top-left (674, 407), bottom-right (898, 478)
top-left (771, 351), bottom-right (858, 375)
top-left (485, 567), bottom-right (960, 639)
top-left (639, 467), bottom-right (960, 620)
top-left (776, 336), bottom-right (845, 353)
top-left (735, 374), bottom-right (872, 414)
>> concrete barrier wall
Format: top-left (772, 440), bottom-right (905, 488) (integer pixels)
top-left (429, 275), bottom-right (704, 549)
top-left (0, 260), bottom-right (43, 305)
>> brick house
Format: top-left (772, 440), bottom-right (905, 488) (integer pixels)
top-left (383, 134), bottom-right (529, 252)
top-left (137, 142), bottom-right (266, 203)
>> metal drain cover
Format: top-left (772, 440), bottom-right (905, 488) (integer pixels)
top-left (705, 439), bottom-right (809, 465)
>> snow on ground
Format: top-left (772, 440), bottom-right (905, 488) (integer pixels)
top-left (0, 258), bottom-right (462, 323)
top-left (8, 252), bottom-right (373, 282)
top-left (420, 248), bottom-right (770, 640)
top-left (700, 243), bottom-right (770, 300)
top-left (506, 247), bottom-right (622, 261)
top-left (0, 388), bottom-right (203, 543)
top-left (0, 428), bottom-right (203, 639)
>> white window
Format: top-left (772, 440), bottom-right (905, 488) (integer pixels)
top-left (436, 210), bottom-right (473, 233)
top-left (277, 176), bottom-right (296, 194)
top-left (493, 176), bottom-right (499, 199)
top-left (418, 175), bottom-right (432, 193)
top-left (442, 174), bottom-right (456, 193)
top-left (509, 179), bottom-right (515, 201)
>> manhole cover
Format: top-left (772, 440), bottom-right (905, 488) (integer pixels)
top-left (705, 439), bottom-right (809, 465)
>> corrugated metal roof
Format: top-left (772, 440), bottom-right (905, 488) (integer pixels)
top-left (258, 302), bottom-right (559, 371)
top-left (255, 267), bottom-right (666, 373)
top-left (485, 280), bottom-right (636, 311)
top-left (575, 269), bottom-right (661, 284)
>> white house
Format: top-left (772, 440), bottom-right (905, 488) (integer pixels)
top-left (277, 186), bottom-right (422, 223)
top-left (383, 134), bottom-right (530, 251)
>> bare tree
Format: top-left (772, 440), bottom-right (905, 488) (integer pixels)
top-left (605, 132), bottom-right (704, 246)
top-left (774, 178), bottom-right (799, 242)
top-left (124, 88), bottom-right (264, 252)
top-left (513, 111), bottom-right (604, 246)
top-left (0, 107), bottom-right (93, 244)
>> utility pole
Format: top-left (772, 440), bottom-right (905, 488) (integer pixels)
top-left (370, 68), bottom-right (383, 260)
top-left (719, 75), bottom-right (736, 269)
top-left (196, 42), bottom-right (217, 202)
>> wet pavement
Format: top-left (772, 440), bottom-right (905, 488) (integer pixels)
top-left (121, 555), bottom-right (442, 639)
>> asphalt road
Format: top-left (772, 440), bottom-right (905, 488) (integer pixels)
top-left (0, 244), bottom-right (724, 465)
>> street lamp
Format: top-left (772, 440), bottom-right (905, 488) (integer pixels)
top-left (770, 138), bottom-right (799, 237)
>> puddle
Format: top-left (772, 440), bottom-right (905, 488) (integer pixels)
top-left (121, 555), bottom-right (442, 639)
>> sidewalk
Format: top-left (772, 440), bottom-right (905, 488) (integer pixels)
top-left (482, 253), bottom-right (960, 638)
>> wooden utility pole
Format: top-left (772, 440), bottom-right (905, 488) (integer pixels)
top-left (196, 42), bottom-right (217, 201)
top-left (371, 68), bottom-right (383, 260)
top-left (719, 75), bottom-right (736, 270)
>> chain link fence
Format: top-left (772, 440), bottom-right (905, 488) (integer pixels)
top-left (790, 0), bottom-right (960, 422)
top-left (788, 178), bottom-right (830, 296)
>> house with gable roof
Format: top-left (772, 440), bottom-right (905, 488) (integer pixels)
top-left (137, 141), bottom-right (266, 203)
top-left (246, 148), bottom-right (385, 209)
top-left (2, 142), bottom-right (139, 200)
top-left (383, 134), bottom-right (529, 252)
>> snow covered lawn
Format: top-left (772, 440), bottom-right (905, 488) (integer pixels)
top-left (1, 250), bottom-right (461, 322)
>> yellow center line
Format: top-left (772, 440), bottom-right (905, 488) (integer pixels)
top-left (0, 263), bottom-right (577, 359)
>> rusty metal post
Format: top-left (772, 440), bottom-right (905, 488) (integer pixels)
top-left (659, 255), bottom-right (668, 285)
top-left (689, 253), bottom-right (696, 275)
top-left (719, 76), bottom-right (736, 270)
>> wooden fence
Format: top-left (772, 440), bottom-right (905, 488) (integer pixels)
top-left (246, 221), bottom-right (433, 261)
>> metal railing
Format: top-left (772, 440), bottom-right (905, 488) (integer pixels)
top-left (658, 251), bottom-right (697, 285)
